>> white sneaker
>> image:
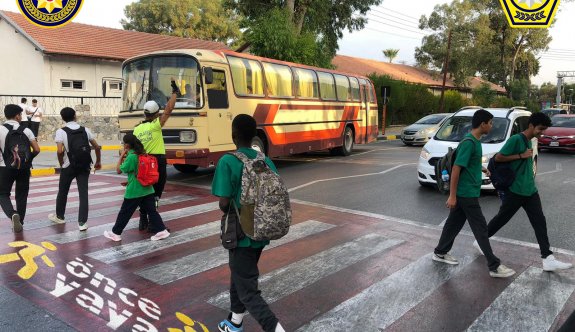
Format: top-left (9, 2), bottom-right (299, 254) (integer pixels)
top-left (78, 223), bottom-right (88, 231)
top-left (151, 229), bottom-right (170, 241)
top-left (490, 264), bottom-right (516, 278)
top-left (11, 213), bottom-right (22, 233)
top-left (432, 252), bottom-right (459, 265)
top-left (543, 255), bottom-right (573, 272)
top-left (104, 230), bottom-right (121, 242)
top-left (48, 213), bottom-right (65, 224)
top-left (473, 240), bottom-right (484, 256)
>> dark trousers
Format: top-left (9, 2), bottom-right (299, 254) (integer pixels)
top-left (435, 196), bottom-right (501, 271)
top-left (56, 167), bottom-right (90, 224)
top-left (0, 167), bottom-right (30, 223)
top-left (139, 154), bottom-right (167, 218)
top-left (488, 191), bottom-right (552, 258)
top-left (29, 122), bottom-right (40, 137)
top-left (112, 194), bottom-right (166, 235)
top-left (229, 247), bottom-right (278, 332)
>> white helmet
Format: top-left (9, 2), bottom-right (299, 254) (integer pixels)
top-left (143, 100), bottom-right (160, 114)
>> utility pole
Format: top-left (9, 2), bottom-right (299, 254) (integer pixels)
top-left (438, 30), bottom-right (452, 113)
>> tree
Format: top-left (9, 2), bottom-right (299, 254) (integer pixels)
top-left (122, 0), bottom-right (242, 45)
top-left (224, 0), bottom-right (382, 67)
top-left (472, 83), bottom-right (496, 107)
top-left (383, 49), bottom-right (399, 63)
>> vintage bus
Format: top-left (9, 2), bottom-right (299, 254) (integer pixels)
top-left (118, 49), bottom-right (379, 173)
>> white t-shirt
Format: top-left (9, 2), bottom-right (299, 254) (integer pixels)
top-left (0, 120), bottom-right (36, 167)
top-left (54, 122), bottom-right (95, 169)
top-left (29, 107), bottom-right (43, 122)
top-left (17, 103), bottom-right (29, 122)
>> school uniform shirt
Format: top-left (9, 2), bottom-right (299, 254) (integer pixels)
top-left (17, 103), bottom-right (29, 122)
top-left (133, 118), bottom-right (165, 155)
top-left (54, 122), bottom-right (95, 169)
top-left (454, 133), bottom-right (483, 198)
top-left (29, 106), bottom-right (43, 122)
top-left (0, 120), bottom-right (36, 167)
top-left (212, 147), bottom-right (278, 248)
top-left (120, 150), bottom-right (155, 199)
top-left (499, 134), bottom-right (537, 196)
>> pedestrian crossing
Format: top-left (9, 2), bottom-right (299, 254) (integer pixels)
top-left (1, 174), bottom-right (574, 331)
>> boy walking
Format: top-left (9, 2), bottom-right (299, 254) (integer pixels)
top-left (0, 104), bottom-right (40, 232)
top-left (212, 114), bottom-right (286, 332)
top-left (479, 112), bottom-right (572, 271)
top-left (433, 109), bottom-right (515, 278)
top-left (49, 107), bottom-right (101, 231)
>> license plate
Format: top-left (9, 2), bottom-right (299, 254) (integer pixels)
top-left (404, 135), bottom-right (413, 140)
top-left (550, 141), bottom-right (559, 147)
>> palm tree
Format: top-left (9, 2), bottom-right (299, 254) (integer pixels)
top-left (383, 49), bottom-right (399, 63)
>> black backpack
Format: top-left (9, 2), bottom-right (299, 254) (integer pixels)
top-left (2, 124), bottom-right (32, 169)
top-left (435, 137), bottom-right (474, 194)
top-left (488, 134), bottom-right (529, 191)
top-left (63, 127), bottom-right (92, 171)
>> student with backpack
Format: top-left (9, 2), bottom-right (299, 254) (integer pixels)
top-left (104, 134), bottom-right (169, 242)
top-left (433, 109), bottom-right (516, 278)
top-left (212, 114), bottom-right (287, 332)
top-left (0, 104), bottom-right (40, 233)
top-left (479, 112), bottom-right (572, 271)
top-left (48, 107), bottom-right (101, 231)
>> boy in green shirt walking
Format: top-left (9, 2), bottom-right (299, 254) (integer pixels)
top-left (433, 109), bottom-right (515, 278)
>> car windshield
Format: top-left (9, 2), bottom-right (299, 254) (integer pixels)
top-left (552, 117), bottom-right (575, 128)
top-left (122, 55), bottom-right (202, 112)
top-left (415, 114), bottom-right (447, 125)
top-left (435, 116), bottom-right (509, 143)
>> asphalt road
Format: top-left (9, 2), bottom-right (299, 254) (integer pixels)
top-left (167, 140), bottom-right (575, 252)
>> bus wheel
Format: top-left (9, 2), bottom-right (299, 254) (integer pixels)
top-left (173, 164), bottom-right (198, 173)
top-left (333, 126), bottom-right (354, 156)
top-left (251, 136), bottom-right (266, 155)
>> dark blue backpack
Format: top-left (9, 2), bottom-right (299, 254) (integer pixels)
top-left (488, 134), bottom-right (529, 191)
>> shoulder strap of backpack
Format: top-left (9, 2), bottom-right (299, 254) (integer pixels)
top-left (228, 151), bottom-right (250, 164)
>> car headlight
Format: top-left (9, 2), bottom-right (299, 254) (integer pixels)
top-left (481, 154), bottom-right (494, 164)
top-left (420, 148), bottom-right (431, 160)
top-left (417, 127), bottom-right (435, 135)
top-left (180, 130), bottom-right (197, 143)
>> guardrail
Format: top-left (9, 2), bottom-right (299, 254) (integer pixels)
top-left (0, 95), bottom-right (122, 116)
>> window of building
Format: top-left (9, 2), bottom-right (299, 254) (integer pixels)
top-left (334, 74), bottom-right (351, 101)
top-left (349, 77), bottom-right (361, 101)
top-left (227, 56), bottom-right (264, 96)
top-left (109, 81), bottom-right (123, 91)
top-left (263, 62), bottom-right (294, 98)
top-left (317, 72), bottom-right (336, 100)
top-left (61, 80), bottom-right (85, 90)
top-left (294, 68), bottom-right (319, 99)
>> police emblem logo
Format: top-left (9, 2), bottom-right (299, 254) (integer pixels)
top-left (499, 0), bottom-right (561, 28)
top-left (17, 0), bottom-right (84, 29)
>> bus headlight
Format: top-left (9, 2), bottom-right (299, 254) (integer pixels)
top-left (180, 130), bottom-right (197, 143)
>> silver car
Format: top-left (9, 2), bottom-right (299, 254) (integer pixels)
top-left (401, 113), bottom-right (452, 146)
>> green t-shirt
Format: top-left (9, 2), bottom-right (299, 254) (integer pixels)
top-left (454, 134), bottom-right (483, 198)
top-left (499, 134), bottom-right (537, 196)
top-left (212, 147), bottom-right (278, 248)
top-left (133, 118), bottom-right (165, 155)
top-left (120, 150), bottom-right (155, 199)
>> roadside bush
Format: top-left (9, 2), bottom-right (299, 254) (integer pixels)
top-left (492, 96), bottom-right (515, 108)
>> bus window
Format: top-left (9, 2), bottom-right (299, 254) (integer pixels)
top-left (227, 56), bottom-right (264, 96)
top-left (317, 72), bottom-right (336, 100)
top-left (349, 77), bottom-right (360, 101)
top-left (206, 70), bottom-right (228, 109)
top-left (263, 62), bottom-right (294, 98)
top-left (294, 68), bottom-right (319, 99)
top-left (334, 74), bottom-right (351, 101)
top-left (368, 83), bottom-right (376, 103)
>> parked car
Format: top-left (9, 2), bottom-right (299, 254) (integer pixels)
top-left (538, 114), bottom-right (575, 151)
top-left (542, 108), bottom-right (568, 117)
top-left (417, 107), bottom-right (538, 190)
top-left (401, 113), bottom-right (452, 146)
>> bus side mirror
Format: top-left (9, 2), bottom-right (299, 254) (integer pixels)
top-left (204, 67), bottom-right (214, 85)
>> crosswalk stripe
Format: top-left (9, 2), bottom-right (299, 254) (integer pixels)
top-left (24, 194), bottom-right (125, 215)
top-left (23, 186), bottom-right (125, 204)
top-left (207, 233), bottom-right (404, 310)
top-left (466, 267), bottom-right (575, 332)
top-left (45, 201), bottom-right (219, 244)
top-left (29, 180), bottom-right (61, 188)
top-left (297, 253), bottom-right (477, 331)
top-left (11, 182), bottom-right (109, 196)
top-left (30, 175), bottom-right (60, 183)
top-left (135, 220), bottom-right (336, 285)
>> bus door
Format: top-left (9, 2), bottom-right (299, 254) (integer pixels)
top-left (206, 68), bottom-right (233, 146)
top-left (360, 80), bottom-right (370, 143)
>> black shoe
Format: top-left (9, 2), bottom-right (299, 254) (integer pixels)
top-left (139, 218), bottom-right (149, 231)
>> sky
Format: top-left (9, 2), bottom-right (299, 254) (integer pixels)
top-left (1, 0), bottom-right (574, 86)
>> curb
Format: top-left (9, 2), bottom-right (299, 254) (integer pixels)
top-left (31, 164), bottom-right (117, 177)
top-left (39, 145), bottom-right (122, 152)
top-left (377, 135), bottom-right (400, 141)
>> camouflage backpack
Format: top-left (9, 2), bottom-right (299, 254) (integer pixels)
top-left (230, 151), bottom-right (291, 241)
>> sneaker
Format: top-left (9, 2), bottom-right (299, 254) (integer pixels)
top-left (218, 319), bottom-right (243, 332)
top-left (543, 255), bottom-right (573, 272)
top-left (104, 230), bottom-right (122, 242)
top-left (490, 264), bottom-right (516, 278)
top-left (473, 240), bottom-right (485, 256)
top-left (48, 213), bottom-right (65, 224)
top-left (432, 253), bottom-right (459, 265)
top-left (11, 213), bottom-right (22, 233)
top-left (150, 229), bottom-right (170, 241)
top-left (78, 223), bottom-right (88, 231)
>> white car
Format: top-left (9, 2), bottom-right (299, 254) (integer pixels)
top-left (417, 107), bottom-right (538, 190)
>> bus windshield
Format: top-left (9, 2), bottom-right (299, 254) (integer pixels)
top-left (122, 56), bottom-right (202, 112)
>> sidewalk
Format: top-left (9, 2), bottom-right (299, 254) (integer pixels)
top-left (378, 125), bottom-right (404, 140)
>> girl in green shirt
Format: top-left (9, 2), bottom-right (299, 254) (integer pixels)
top-left (104, 134), bottom-right (169, 242)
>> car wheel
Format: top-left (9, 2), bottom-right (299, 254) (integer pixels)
top-left (173, 164), bottom-right (198, 173)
